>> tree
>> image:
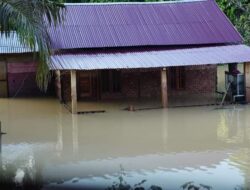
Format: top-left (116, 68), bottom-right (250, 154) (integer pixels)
top-left (216, 0), bottom-right (250, 45)
top-left (0, 0), bottom-right (65, 90)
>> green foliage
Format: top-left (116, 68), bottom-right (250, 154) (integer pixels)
top-left (216, 0), bottom-right (250, 45)
top-left (0, 0), bottom-right (64, 91)
top-left (106, 165), bottom-right (148, 190)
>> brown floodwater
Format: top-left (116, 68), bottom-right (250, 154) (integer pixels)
top-left (0, 98), bottom-right (250, 189)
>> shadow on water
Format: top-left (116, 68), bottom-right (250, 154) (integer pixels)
top-left (105, 165), bottom-right (245, 190)
top-left (105, 164), bottom-right (250, 190)
top-left (0, 121), bottom-right (43, 190)
top-left (0, 153), bottom-right (250, 190)
top-left (0, 164), bottom-right (43, 190)
top-left (106, 165), bottom-right (149, 190)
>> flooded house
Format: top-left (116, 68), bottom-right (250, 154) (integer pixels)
top-left (1, 0), bottom-right (250, 113)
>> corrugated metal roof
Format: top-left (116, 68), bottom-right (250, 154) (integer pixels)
top-left (0, 33), bottom-right (34, 54)
top-left (49, 45), bottom-right (250, 70)
top-left (64, 0), bottom-right (206, 5)
top-left (49, 0), bottom-right (242, 49)
top-left (0, 0), bottom-right (243, 54)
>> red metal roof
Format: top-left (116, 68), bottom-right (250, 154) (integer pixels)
top-left (48, 0), bottom-right (243, 49)
top-left (50, 45), bottom-right (250, 70)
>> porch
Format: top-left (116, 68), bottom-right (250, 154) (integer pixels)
top-left (56, 67), bottom-right (219, 114)
top-left (73, 93), bottom-right (218, 113)
top-left (50, 45), bottom-right (250, 114)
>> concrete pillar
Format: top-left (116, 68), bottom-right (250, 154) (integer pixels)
top-left (161, 68), bottom-right (168, 108)
top-left (55, 70), bottom-right (62, 102)
top-left (70, 70), bottom-right (77, 114)
top-left (244, 63), bottom-right (250, 103)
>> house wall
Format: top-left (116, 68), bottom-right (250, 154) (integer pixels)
top-left (97, 69), bottom-right (161, 100)
top-left (6, 55), bottom-right (41, 97)
top-left (1, 54), bottom-right (216, 101)
top-left (184, 65), bottom-right (217, 94)
top-left (121, 69), bottom-right (161, 99)
top-left (61, 71), bottom-right (71, 103)
top-left (140, 69), bottom-right (161, 98)
top-left (0, 54), bottom-right (55, 97)
top-left (59, 65), bottom-right (217, 106)
top-left (0, 58), bottom-right (8, 97)
top-left (244, 63), bottom-right (250, 103)
top-left (120, 65), bottom-right (217, 99)
top-left (121, 70), bottom-right (140, 99)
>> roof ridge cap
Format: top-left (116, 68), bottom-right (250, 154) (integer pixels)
top-left (64, 0), bottom-right (207, 6)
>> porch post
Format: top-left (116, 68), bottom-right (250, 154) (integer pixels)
top-left (72, 114), bottom-right (78, 155)
top-left (55, 70), bottom-right (62, 102)
top-left (71, 70), bottom-right (77, 114)
top-left (244, 62), bottom-right (250, 103)
top-left (161, 68), bottom-right (168, 108)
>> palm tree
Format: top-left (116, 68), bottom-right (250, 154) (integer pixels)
top-left (0, 0), bottom-right (64, 90)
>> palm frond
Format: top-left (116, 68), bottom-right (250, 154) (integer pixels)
top-left (0, 0), bottom-right (65, 91)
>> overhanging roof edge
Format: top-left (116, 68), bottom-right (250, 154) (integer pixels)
top-left (49, 45), bottom-right (250, 70)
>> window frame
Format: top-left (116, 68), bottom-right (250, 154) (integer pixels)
top-left (170, 67), bottom-right (185, 90)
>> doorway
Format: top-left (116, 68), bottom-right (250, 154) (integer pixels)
top-left (77, 71), bottom-right (99, 100)
top-left (169, 66), bottom-right (185, 90)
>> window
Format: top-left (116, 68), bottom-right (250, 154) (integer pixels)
top-left (101, 70), bottom-right (121, 93)
top-left (170, 67), bottom-right (185, 90)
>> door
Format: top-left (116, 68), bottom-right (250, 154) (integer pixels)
top-left (78, 71), bottom-right (98, 100)
top-left (170, 67), bottom-right (185, 90)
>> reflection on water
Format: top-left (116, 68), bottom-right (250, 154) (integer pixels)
top-left (0, 98), bottom-right (250, 189)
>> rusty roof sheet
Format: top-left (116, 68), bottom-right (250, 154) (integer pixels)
top-left (49, 45), bottom-right (250, 70)
top-left (49, 0), bottom-right (242, 49)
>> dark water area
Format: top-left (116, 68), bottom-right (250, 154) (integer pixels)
top-left (0, 98), bottom-right (250, 190)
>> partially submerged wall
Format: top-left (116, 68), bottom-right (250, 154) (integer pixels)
top-left (121, 69), bottom-right (161, 99)
top-left (0, 54), bottom-right (55, 98)
top-left (244, 63), bottom-right (250, 103)
top-left (167, 65), bottom-right (217, 106)
top-left (7, 55), bottom-right (43, 97)
top-left (57, 65), bottom-right (217, 107)
top-left (61, 71), bottom-right (71, 103)
top-left (120, 65), bottom-right (217, 100)
top-left (185, 65), bottom-right (217, 94)
top-left (0, 58), bottom-right (8, 97)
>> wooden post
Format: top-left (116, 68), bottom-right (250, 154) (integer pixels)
top-left (244, 62), bottom-right (250, 103)
top-left (55, 70), bottom-right (62, 102)
top-left (161, 68), bottom-right (168, 108)
top-left (0, 121), bottom-right (5, 175)
top-left (56, 105), bottom-right (63, 154)
top-left (0, 122), bottom-right (2, 154)
top-left (72, 114), bottom-right (78, 155)
top-left (71, 70), bottom-right (77, 114)
top-left (0, 122), bottom-right (6, 154)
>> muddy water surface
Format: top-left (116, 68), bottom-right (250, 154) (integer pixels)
top-left (0, 98), bottom-right (250, 189)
